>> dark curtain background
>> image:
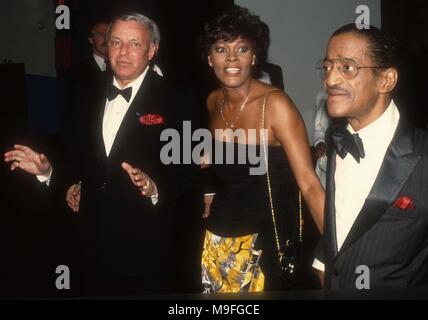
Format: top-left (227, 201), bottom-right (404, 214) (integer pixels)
top-left (382, 0), bottom-right (428, 129)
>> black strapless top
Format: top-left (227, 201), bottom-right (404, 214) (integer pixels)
top-left (207, 140), bottom-right (297, 238)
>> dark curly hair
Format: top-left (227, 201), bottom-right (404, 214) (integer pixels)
top-left (331, 24), bottom-right (399, 72)
top-left (198, 5), bottom-right (269, 78)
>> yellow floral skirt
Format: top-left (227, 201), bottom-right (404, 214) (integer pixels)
top-left (201, 230), bottom-right (264, 293)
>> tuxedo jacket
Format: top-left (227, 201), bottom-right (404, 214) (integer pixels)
top-left (70, 57), bottom-right (108, 90)
top-left (321, 120), bottom-right (428, 288)
top-left (70, 69), bottom-right (198, 290)
top-left (67, 56), bottom-right (110, 110)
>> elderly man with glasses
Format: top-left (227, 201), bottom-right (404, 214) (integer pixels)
top-left (313, 23), bottom-right (428, 289)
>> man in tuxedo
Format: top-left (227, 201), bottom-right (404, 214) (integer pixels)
top-left (64, 12), bottom-right (197, 296)
top-left (6, 12), bottom-right (200, 296)
top-left (313, 24), bottom-right (428, 288)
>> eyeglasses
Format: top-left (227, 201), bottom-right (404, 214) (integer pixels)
top-left (316, 58), bottom-right (386, 80)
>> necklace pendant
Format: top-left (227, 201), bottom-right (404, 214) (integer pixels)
top-left (230, 124), bottom-right (234, 129)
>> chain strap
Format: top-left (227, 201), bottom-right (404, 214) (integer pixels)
top-left (261, 89), bottom-right (303, 259)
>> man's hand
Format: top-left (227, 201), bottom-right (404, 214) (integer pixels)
top-left (121, 162), bottom-right (157, 197)
top-left (314, 142), bottom-right (327, 159)
top-left (202, 194), bottom-right (214, 218)
top-left (4, 144), bottom-right (52, 176)
top-left (66, 183), bottom-right (81, 213)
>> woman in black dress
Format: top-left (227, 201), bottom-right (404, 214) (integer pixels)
top-left (199, 5), bottom-right (324, 292)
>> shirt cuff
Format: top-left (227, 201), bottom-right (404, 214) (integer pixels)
top-left (204, 193), bottom-right (215, 196)
top-left (313, 139), bottom-right (325, 147)
top-left (150, 192), bottom-right (159, 205)
top-left (312, 258), bottom-right (325, 272)
top-left (36, 167), bottom-right (53, 186)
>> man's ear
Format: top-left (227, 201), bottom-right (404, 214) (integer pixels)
top-left (208, 56), bottom-right (213, 67)
top-left (379, 67), bottom-right (398, 94)
top-left (148, 43), bottom-right (156, 61)
top-left (88, 37), bottom-right (94, 45)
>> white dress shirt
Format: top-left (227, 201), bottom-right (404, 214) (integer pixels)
top-left (102, 67), bottom-right (148, 156)
top-left (313, 100), bottom-right (400, 271)
top-left (103, 66), bottom-right (158, 204)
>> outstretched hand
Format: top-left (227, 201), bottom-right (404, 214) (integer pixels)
top-left (121, 162), bottom-right (157, 197)
top-left (4, 144), bottom-right (52, 176)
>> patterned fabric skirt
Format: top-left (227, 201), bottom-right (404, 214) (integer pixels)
top-left (201, 230), bottom-right (264, 293)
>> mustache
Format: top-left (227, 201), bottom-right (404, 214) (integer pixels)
top-left (326, 85), bottom-right (349, 95)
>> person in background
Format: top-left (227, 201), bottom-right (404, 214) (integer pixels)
top-left (257, 21), bottom-right (284, 90)
top-left (69, 17), bottom-right (111, 95)
top-left (313, 89), bottom-right (330, 188)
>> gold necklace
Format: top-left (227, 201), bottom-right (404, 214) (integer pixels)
top-left (220, 93), bottom-right (251, 129)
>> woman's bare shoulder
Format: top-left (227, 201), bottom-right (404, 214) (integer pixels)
top-left (264, 88), bottom-right (297, 114)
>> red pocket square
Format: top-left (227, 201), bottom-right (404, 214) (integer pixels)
top-left (137, 113), bottom-right (164, 125)
top-left (393, 196), bottom-right (414, 210)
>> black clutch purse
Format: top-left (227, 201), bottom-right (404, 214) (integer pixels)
top-left (279, 239), bottom-right (302, 290)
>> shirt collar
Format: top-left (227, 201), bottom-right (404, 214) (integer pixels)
top-left (112, 66), bottom-right (150, 104)
top-left (93, 53), bottom-right (106, 71)
top-left (347, 99), bottom-right (400, 144)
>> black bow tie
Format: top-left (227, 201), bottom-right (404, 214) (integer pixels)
top-left (107, 85), bottom-right (132, 102)
top-left (331, 126), bottom-right (365, 163)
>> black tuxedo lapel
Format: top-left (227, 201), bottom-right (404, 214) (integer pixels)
top-left (89, 56), bottom-right (102, 75)
top-left (338, 121), bottom-right (421, 255)
top-left (95, 88), bottom-right (109, 159)
top-left (325, 127), bottom-right (339, 257)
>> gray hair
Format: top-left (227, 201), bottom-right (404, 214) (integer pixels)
top-left (152, 20), bottom-right (161, 48)
top-left (107, 12), bottom-right (160, 45)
